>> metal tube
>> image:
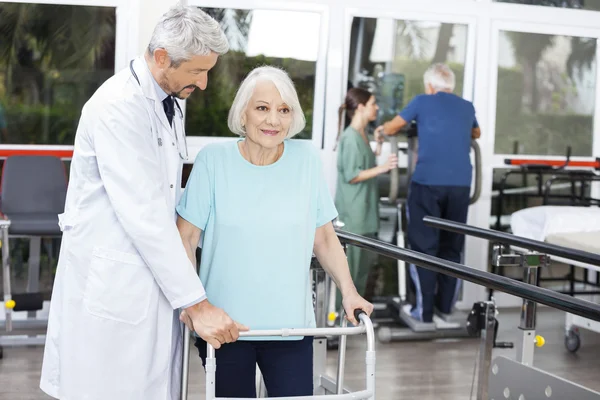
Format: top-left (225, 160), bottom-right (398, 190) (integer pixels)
top-left (470, 139), bottom-right (482, 205)
top-left (520, 266), bottom-right (539, 330)
top-left (2, 224), bottom-right (12, 332)
top-left (206, 344), bottom-right (216, 400)
top-left (359, 314), bottom-right (376, 400)
top-left (388, 134), bottom-right (399, 203)
top-left (476, 303), bottom-right (495, 400)
top-left (181, 328), bottom-right (190, 400)
top-left (238, 326), bottom-right (367, 338)
top-left (423, 216), bottom-right (600, 267)
top-left (336, 230), bottom-right (600, 322)
top-left (336, 317), bottom-right (348, 394)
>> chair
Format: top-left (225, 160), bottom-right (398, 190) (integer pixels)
top-left (0, 155), bottom-right (67, 358)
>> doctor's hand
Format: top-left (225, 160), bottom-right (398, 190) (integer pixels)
top-left (181, 300), bottom-right (249, 349)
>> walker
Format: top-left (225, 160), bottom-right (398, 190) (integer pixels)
top-left (180, 309), bottom-right (376, 400)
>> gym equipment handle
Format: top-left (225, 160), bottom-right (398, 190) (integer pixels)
top-left (423, 216), bottom-right (600, 268)
top-left (335, 229), bottom-right (600, 323)
top-left (388, 135), bottom-right (399, 203)
top-left (470, 139), bottom-right (481, 205)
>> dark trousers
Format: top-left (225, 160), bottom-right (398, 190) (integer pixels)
top-left (195, 336), bottom-right (314, 398)
top-left (407, 181), bottom-right (470, 322)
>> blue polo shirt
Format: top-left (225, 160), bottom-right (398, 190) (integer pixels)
top-left (176, 139), bottom-right (338, 340)
top-left (399, 92), bottom-right (478, 187)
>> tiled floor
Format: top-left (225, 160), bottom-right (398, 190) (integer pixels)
top-left (1, 307), bottom-right (599, 399)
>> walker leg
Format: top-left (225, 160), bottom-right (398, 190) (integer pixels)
top-left (206, 344), bottom-right (216, 400)
top-left (181, 327), bottom-right (190, 400)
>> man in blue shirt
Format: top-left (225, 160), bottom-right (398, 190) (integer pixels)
top-left (382, 63), bottom-right (481, 324)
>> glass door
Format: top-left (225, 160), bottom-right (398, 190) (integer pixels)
top-left (486, 20), bottom-right (600, 306)
top-left (336, 7), bottom-right (479, 310)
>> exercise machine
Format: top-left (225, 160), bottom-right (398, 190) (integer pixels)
top-left (370, 130), bottom-right (483, 342)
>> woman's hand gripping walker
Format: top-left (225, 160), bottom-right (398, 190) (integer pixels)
top-left (180, 309), bottom-right (376, 400)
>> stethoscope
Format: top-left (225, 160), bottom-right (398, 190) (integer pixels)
top-left (129, 60), bottom-right (188, 161)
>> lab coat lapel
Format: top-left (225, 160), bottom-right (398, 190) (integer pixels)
top-left (132, 57), bottom-right (173, 133)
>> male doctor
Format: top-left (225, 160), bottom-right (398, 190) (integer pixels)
top-left (40, 6), bottom-right (246, 400)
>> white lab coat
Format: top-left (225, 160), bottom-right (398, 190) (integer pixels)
top-left (40, 57), bottom-right (206, 400)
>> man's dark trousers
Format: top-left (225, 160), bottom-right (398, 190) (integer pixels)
top-left (407, 181), bottom-right (470, 323)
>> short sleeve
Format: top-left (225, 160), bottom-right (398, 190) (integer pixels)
top-left (176, 153), bottom-right (213, 231)
top-left (473, 114), bottom-right (479, 129)
top-left (339, 135), bottom-right (364, 183)
top-left (399, 95), bottom-right (422, 123)
top-left (315, 154), bottom-right (338, 227)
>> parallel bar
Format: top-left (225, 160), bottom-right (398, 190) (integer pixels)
top-left (335, 230), bottom-right (600, 322)
top-left (423, 216), bottom-right (600, 267)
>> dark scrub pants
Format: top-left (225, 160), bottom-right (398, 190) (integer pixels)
top-left (407, 181), bottom-right (470, 323)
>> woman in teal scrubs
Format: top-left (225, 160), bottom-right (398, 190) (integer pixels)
top-left (334, 88), bottom-right (397, 310)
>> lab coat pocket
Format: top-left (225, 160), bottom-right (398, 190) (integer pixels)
top-left (84, 247), bottom-right (152, 325)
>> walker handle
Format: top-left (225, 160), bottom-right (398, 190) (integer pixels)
top-left (354, 308), bottom-right (366, 322)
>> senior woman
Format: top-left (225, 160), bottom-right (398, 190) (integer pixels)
top-left (176, 66), bottom-right (373, 398)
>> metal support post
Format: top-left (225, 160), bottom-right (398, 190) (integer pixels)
top-left (180, 327), bottom-right (190, 400)
top-left (492, 244), bottom-right (547, 366)
top-left (2, 223), bottom-right (12, 333)
top-left (475, 301), bottom-right (496, 400)
top-left (516, 253), bottom-right (546, 366)
top-left (336, 313), bottom-right (348, 394)
top-left (27, 237), bottom-right (42, 318)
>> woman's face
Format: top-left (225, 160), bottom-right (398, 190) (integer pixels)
top-left (242, 80), bottom-right (292, 149)
top-left (362, 95), bottom-right (379, 122)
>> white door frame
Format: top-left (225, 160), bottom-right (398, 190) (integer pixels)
top-left (484, 19), bottom-right (600, 307)
top-left (326, 6), bottom-right (480, 309)
top-left (184, 0), bottom-right (330, 158)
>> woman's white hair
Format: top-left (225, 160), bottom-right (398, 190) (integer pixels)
top-left (148, 5), bottom-right (229, 67)
top-left (228, 66), bottom-right (306, 138)
top-left (423, 63), bottom-right (456, 92)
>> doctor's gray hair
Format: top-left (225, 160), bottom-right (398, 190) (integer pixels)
top-left (148, 5), bottom-right (229, 68)
top-left (423, 63), bottom-right (456, 92)
top-left (228, 66), bottom-right (306, 138)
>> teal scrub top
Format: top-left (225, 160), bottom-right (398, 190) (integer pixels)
top-left (334, 126), bottom-right (379, 235)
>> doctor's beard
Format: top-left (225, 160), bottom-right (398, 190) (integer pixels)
top-left (172, 84), bottom-right (198, 99)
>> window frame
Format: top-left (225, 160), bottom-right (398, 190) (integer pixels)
top-left (0, 0), bottom-right (133, 157)
top-left (184, 0), bottom-right (330, 158)
top-left (487, 19), bottom-right (600, 167)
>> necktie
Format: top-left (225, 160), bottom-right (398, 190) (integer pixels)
top-left (162, 96), bottom-right (175, 127)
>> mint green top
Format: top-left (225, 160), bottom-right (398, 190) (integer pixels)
top-left (176, 139), bottom-right (338, 340)
top-left (334, 126), bottom-right (379, 235)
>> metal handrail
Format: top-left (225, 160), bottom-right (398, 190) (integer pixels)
top-left (423, 216), bottom-right (600, 267)
top-left (335, 229), bottom-right (600, 323)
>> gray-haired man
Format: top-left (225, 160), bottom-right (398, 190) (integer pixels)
top-left (40, 6), bottom-right (246, 400)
